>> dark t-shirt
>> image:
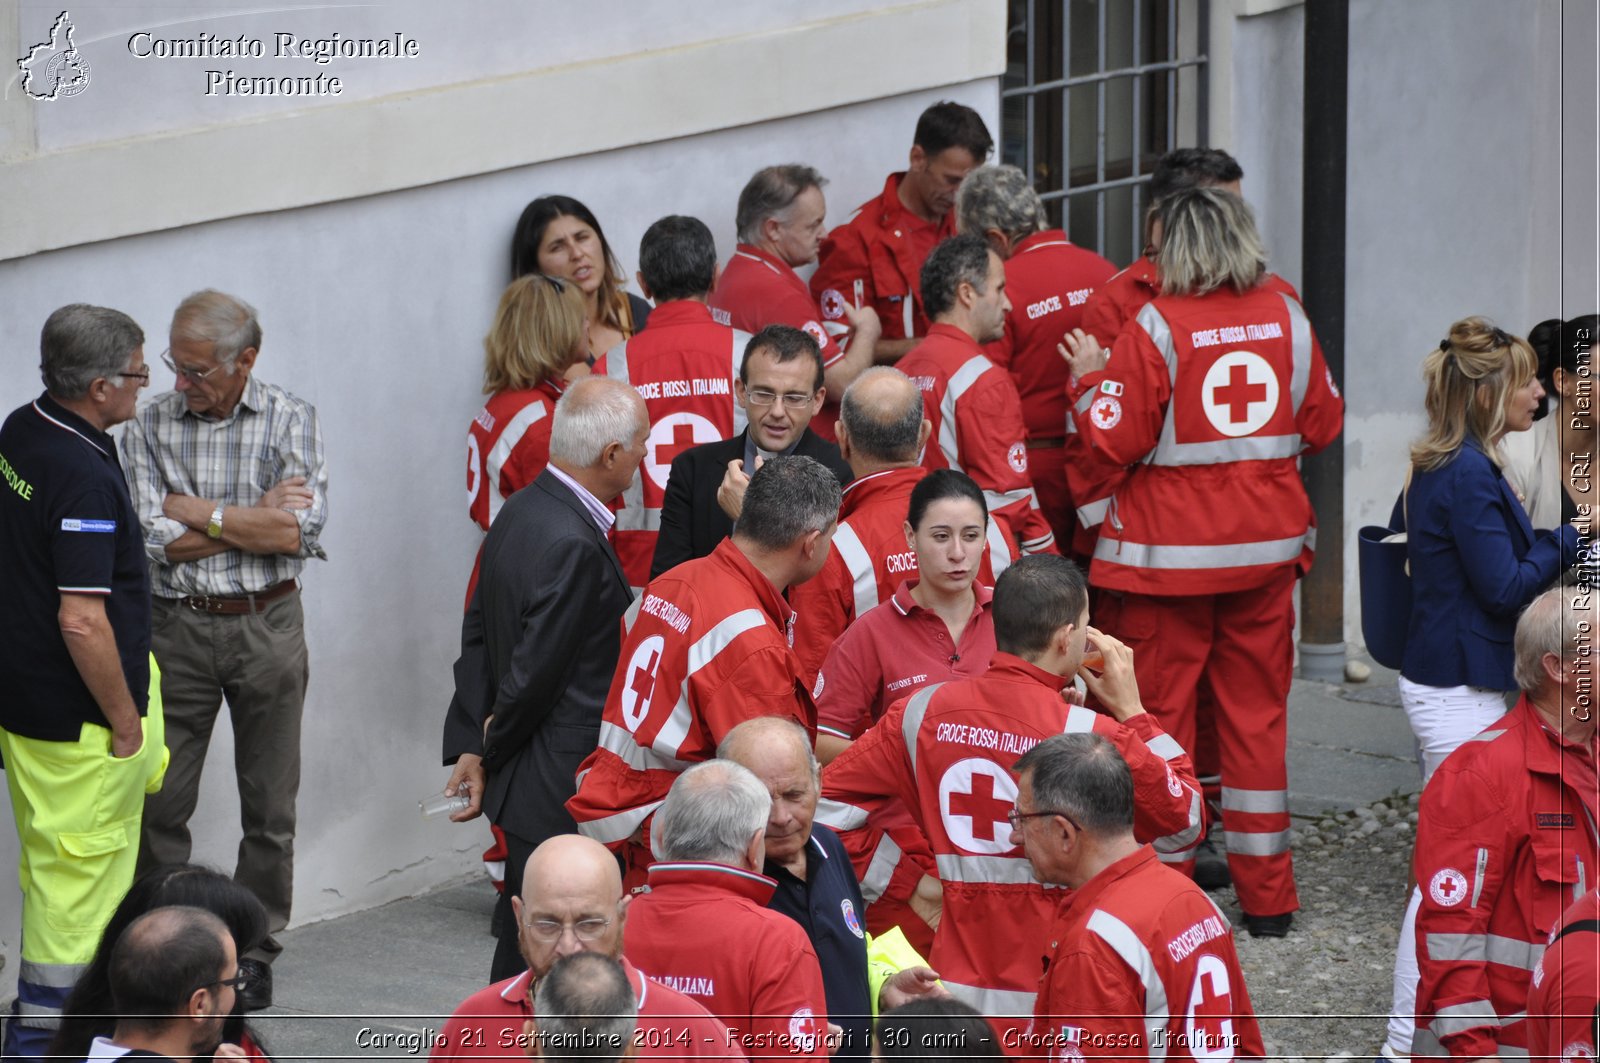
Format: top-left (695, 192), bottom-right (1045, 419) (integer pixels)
top-left (0, 394), bottom-right (150, 739)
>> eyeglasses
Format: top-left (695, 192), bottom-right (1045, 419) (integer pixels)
top-left (161, 349), bottom-right (225, 384)
top-left (523, 916), bottom-right (612, 942)
top-left (745, 388), bottom-right (816, 409)
top-left (203, 971), bottom-right (252, 993)
top-left (1006, 808), bottom-right (1080, 831)
top-left (117, 367), bottom-right (151, 387)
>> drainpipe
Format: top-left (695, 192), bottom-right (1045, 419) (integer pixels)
top-left (1297, 0), bottom-right (1348, 682)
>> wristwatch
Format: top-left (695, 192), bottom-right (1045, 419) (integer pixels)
top-left (206, 503), bottom-right (224, 540)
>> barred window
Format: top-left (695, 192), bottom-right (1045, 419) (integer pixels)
top-left (1001, 0), bottom-right (1210, 265)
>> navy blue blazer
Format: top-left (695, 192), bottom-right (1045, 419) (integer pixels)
top-left (1394, 438), bottom-right (1577, 690)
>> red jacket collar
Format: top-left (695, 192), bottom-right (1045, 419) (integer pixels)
top-left (1512, 693), bottom-right (1600, 775)
top-left (1014, 229), bottom-right (1073, 256)
top-left (644, 860), bottom-right (778, 905)
top-left (983, 650), bottom-right (1072, 692)
top-left (709, 539), bottom-right (795, 636)
top-left (922, 321), bottom-right (982, 351)
top-left (733, 243), bottom-right (798, 279)
top-left (1059, 845), bottom-right (1160, 918)
top-left (499, 957), bottom-right (652, 1008)
top-left (1126, 255), bottom-right (1159, 292)
top-left (840, 466), bottom-right (925, 521)
top-left (872, 172), bottom-right (955, 235)
top-left (641, 299), bottom-right (716, 328)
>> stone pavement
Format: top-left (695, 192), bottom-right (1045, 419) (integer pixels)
top-left (130, 661), bottom-right (1435, 1061)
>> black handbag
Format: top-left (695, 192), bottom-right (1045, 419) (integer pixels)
top-left (1358, 480), bottom-right (1411, 670)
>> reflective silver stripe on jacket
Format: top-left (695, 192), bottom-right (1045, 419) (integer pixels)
top-left (937, 355), bottom-right (993, 470)
top-left (575, 799), bottom-right (663, 845)
top-left (654, 609), bottom-right (768, 755)
top-left (830, 523), bottom-right (881, 620)
top-left (934, 853), bottom-right (1040, 885)
top-left (1093, 532), bottom-right (1310, 571)
top-left (1152, 789), bottom-right (1205, 856)
top-left (596, 720), bottom-right (693, 775)
top-left (1423, 933), bottom-right (1543, 971)
top-left (1086, 908), bottom-right (1171, 1058)
top-left (1428, 999), bottom-right (1503, 1037)
top-left (1077, 497), bottom-right (1110, 528)
top-left (940, 981), bottom-right (1039, 1019)
top-left (815, 796), bottom-right (869, 832)
top-left (859, 830), bottom-right (903, 903)
top-left (901, 683), bottom-right (943, 777)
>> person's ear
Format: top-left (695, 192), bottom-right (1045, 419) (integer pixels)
top-left (904, 520), bottom-right (915, 552)
top-left (523, 1019), bottom-right (542, 1060)
top-left (745, 827), bottom-right (765, 870)
top-left (635, 271), bottom-right (653, 303)
top-left (801, 527), bottom-right (824, 561)
top-left (187, 986), bottom-right (210, 1020)
top-left (710, 260), bottom-right (723, 292)
top-left (512, 894), bottom-right (526, 927)
top-left (1053, 623), bottom-right (1077, 659)
top-left (835, 420), bottom-right (853, 461)
top-left (234, 347), bottom-right (258, 375)
top-left (909, 144), bottom-right (927, 172)
top-left (984, 229), bottom-right (1013, 258)
top-left (1542, 650), bottom-right (1566, 689)
top-left (915, 418), bottom-right (932, 452)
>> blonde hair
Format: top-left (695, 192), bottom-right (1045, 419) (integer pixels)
top-left (482, 274), bottom-right (587, 394)
top-left (1154, 187), bottom-right (1266, 297)
top-left (1410, 317), bottom-right (1537, 472)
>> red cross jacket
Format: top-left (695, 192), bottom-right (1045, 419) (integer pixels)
top-left (463, 379), bottom-right (566, 604)
top-left (984, 230), bottom-right (1115, 442)
top-left (710, 243), bottom-right (847, 441)
top-left (1527, 889), bottom-right (1600, 1063)
top-left (810, 173), bottom-right (953, 344)
top-left (1065, 284), bottom-right (1342, 596)
top-left (567, 539), bottom-right (816, 852)
top-left (1029, 846), bottom-right (1264, 1061)
top-left (897, 324), bottom-right (1057, 570)
top-left (816, 653), bottom-right (1203, 1034)
top-left (1413, 695), bottom-right (1600, 1059)
top-left (595, 301), bottom-right (747, 588)
top-left (624, 861), bottom-right (830, 1060)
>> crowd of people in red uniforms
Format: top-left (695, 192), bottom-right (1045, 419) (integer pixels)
top-left (440, 97), bottom-right (1599, 1063)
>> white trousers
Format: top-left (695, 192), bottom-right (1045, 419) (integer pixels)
top-left (1383, 678), bottom-right (1510, 1056)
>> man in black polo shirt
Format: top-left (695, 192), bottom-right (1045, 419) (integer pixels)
top-left (0, 304), bottom-right (168, 1060)
top-left (717, 717), bottom-right (947, 1061)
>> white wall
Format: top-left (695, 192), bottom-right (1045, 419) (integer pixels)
top-left (0, 0), bottom-right (1004, 987)
top-left (1225, 0), bottom-right (1599, 648)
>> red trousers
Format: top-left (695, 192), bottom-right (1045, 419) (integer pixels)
top-left (1029, 444), bottom-right (1074, 554)
top-left (1094, 567), bottom-right (1299, 916)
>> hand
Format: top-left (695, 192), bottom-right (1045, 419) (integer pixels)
top-left (212, 1044), bottom-right (248, 1060)
top-left (445, 754), bottom-right (485, 822)
top-left (878, 966), bottom-right (949, 1011)
top-left (111, 726), bottom-right (143, 759)
top-left (1061, 684), bottom-right (1087, 707)
top-left (842, 302), bottom-right (882, 342)
top-left (257, 476), bottom-right (314, 511)
top-left (1077, 627), bottom-right (1144, 722)
top-left (908, 874), bottom-right (943, 932)
top-left (1058, 328), bottom-right (1109, 377)
top-left (717, 457), bottom-right (759, 521)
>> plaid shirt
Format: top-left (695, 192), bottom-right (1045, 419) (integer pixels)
top-left (121, 374), bottom-right (329, 597)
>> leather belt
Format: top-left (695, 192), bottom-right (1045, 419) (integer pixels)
top-left (1027, 436), bottom-right (1068, 450)
top-left (170, 579), bottom-right (297, 616)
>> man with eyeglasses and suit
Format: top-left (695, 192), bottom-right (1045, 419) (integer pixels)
top-left (651, 325), bottom-right (851, 578)
top-left (431, 834), bottom-right (740, 1063)
top-left (120, 289), bottom-right (329, 1006)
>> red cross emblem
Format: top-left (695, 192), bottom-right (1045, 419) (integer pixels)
top-left (620, 635), bottom-right (665, 732)
top-left (1184, 955), bottom-right (1236, 1056)
top-left (820, 288), bottom-right (846, 320)
top-left (653, 422), bottom-right (699, 468)
top-left (1429, 867), bottom-right (1468, 907)
top-left (1089, 395), bottom-right (1121, 430)
top-left (1200, 351), bottom-right (1279, 437)
top-left (644, 413), bottom-right (719, 490)
top-left (939, 759), bottom-right (1018, 853)
top-left (1212, 362), bottom-right (1268, 423)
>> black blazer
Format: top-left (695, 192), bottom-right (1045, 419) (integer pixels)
top-left (651, 429), bottom-right (852, 579)
top-left (443, 470), bottom-right (632, 843)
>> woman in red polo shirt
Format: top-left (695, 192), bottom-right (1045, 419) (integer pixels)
top-left (815, 469), bottom-right (997, 763)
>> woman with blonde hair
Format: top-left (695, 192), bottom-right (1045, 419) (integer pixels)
top-left (1377, 317), bottom-right (1583, 1063)
top-left (465, 273), bottom-right (588, 593)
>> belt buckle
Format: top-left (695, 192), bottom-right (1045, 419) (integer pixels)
top-left (186, 594), bottom-right (218, 613)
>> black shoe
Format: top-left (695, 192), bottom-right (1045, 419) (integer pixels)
top-left (1193, 836), bottom-right (1231, 891)
top-left (236, 957), bottom-right (273, 1011)
top-left (1242, 912), bottom-right (1293, 938)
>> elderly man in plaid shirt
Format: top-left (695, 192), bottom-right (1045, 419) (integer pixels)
top-left (121, 289), bottom-right (328, 1003)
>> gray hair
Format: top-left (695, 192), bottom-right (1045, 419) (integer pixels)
top-left (736, 164), bottom-right (827, 245)
top-left (1012, 732), bottom-right (1133, 838)
top-left (1154, 187), bottom-right (1267, 297)
top-left (532, 953), bottom-right (637, 1062)
top-left (840, 368), bottom-right (925, 464)
top-left (39, 304), bottom-right (144, 400)
top-left (170, 289), bottom-right (261, 367)
top-left (956, 165), bottom-right (1047, 244)
top-left (734, 455), bottom-right (842, 551)
top-left (718, 717), bottom-right (820, 784)
top-left (653, 760), bottom-right (771, 864)
top-left (920, 234), bottom-right (994, 321)
top-left (549, 377), bottom-right (647, 467)
top-left (1514, 585), bottom-right (1598, 696)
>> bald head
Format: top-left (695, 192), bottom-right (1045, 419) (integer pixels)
top-left (839, 367), bottom-right (927, 467)
top-left (718, 717), bottom-right (818, 782)
top-left (524, 834), bottom-right (623, 904)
